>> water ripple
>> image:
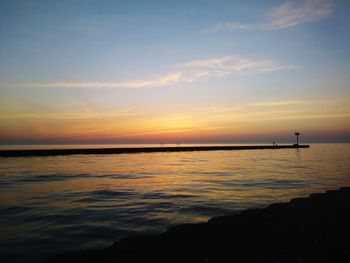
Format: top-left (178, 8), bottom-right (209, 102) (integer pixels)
top-left (0, 144), bottom-right (349, 263)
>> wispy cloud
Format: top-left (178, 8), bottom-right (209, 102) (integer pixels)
top-left (176, 56), bottom-right (291, 78)
top-left (250, 100), bottom-right (304, 107)
top-left (23, 73), bottom-right (184, 89)
top-left (207, 0), bottom-right (332, 32)
top-left (1, 47), bottom-right (7, 56)
top-left (21, 55), bottom-right (291, 89)
top-left (250, 99), bottom-right (336, 107)
top-left (0, 108), bottom-right (145, 120)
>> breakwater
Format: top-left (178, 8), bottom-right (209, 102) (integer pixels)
top-left (0, 145), bottom-right (310, 157)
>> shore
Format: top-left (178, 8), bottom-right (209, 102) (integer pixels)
top-left (0, 144), bottom-right (309, 157)
top-left (46, 186), bottom-right (350, 263)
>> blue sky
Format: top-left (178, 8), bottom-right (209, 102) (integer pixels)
top-left (0, 0), bottom-right (350, 144)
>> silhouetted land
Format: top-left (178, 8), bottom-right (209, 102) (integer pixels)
top-left (47, 186), bottom-right (349, 263)
top-left (0, 145), bottom-right (309, 157)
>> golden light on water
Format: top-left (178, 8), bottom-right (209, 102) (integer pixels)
top-left (2, 144), bottom-right (349, 222)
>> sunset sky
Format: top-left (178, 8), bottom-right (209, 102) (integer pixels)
top-left (1, 0), bottom-right (349, 144)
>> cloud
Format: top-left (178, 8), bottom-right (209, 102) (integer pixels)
top-left (176, 56), bottom-right (240, 68)
top-left (250, 99), bottom-right (336, 107)
top-left (21, 55), bottom-right (291, 89)
top-left (177, 56), bottom-right (291, 78)
top-left (0, 108), bottom-right (146, 120)
top-left (196, 102), bottom-right (350, 125)
top-left (24, 73), bottom-right (184, 89)
top-left (250, 100), bottom-right (304, 107)
top-left (1, 48), bottom-right (7, 56)
top-left (207, 0), bottom-right (332, 31)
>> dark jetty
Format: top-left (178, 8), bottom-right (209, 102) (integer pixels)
top-left (0, 145), bottom-right (309, 157)
top-left (47, 187), bottom-right (350, 263)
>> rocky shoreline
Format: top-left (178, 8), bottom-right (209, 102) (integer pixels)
top-left (46, 187), bottom-right (350, 263)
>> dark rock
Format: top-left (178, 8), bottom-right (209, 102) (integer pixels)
top-left (46, 187), bottom-right (350, 263)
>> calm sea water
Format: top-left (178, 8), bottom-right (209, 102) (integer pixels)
top-left (1, 144), bottom-right (350, 262)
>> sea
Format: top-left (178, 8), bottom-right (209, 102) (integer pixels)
top-left (0, 143), bottom-right (349, 262)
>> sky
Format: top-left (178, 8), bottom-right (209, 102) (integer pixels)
top-left (0, 0), bottom-right (350, 144)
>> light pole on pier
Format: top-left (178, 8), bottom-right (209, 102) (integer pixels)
top-left (294, 132), bottom-right (300, 145)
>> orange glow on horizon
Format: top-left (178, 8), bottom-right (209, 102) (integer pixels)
top-left (1, 97), bottom-right (350, 143)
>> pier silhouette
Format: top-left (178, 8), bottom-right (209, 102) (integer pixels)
top-left (0, 144), bottom-right (310, 157)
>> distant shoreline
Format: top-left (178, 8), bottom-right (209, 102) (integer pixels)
top-left (0, 144), bottom-right (310, 157)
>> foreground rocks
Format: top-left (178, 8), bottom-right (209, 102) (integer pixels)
top-left (46, 187), bottom-right (350, 263)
